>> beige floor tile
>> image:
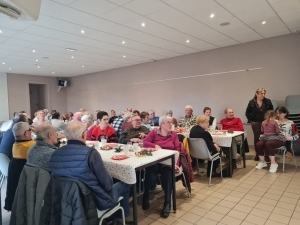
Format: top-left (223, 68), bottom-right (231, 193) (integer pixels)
top-left (248, 190), bottom-right (265, 197)
top-left (211, 205), bottom-right (231, 215)
top-left (177, 202), bottom-right (194, 212)
top-left (137, 216), bottom-right (155, 225)
top-left (250, 208), bottom-right (271, 219)
top-left (289, 218), bottom-right (300, 225)
top-left (269, 212), bottom-right (291, 224)
top-left (150, 221), bottom-right (165, 225)
top-left (222, 184), bottom-right (237, 191)
top-left (239, 183), bottom-right (255, 189)
top-left (293, 211), bottom-right (300, 220)
top-left (285, 188), bottom-right (299, 194)
top-left (195, 217), bottom-right (218, 225)
top-left (144, 209), bottom-right (161, 220)
top-left (169, 209), bottom-right (186, 218)
top-left (203, 196), bottom-right (223, 205)
top-left (203, 210), bottom-right (225, 222)
top-left (218, 200), bottom-right (237, 209)
top-left (255, 202), bottom-right (274, 212)
top-left (234, 187), bottom-right (251, 194)
top-left (244, 214), bottom-right (267, 225)
top-left (295, 205), bottom-right (300, 212)
top-left (255, 182), bottom-right (272, 188)
top-left (240, 221), bottom-right (255, 225)
top-left (229, 191), bottom-right (246, 198)
top-left (156, 216), bottom-right (178, 225)
top-left (259, 197), bottom-right (278, 206)
top-left (210, 192), bottom-right (227, 199)
top-left (243, 194), bottom-right (261, 202)
top-left (264, 220), bottom-right (285, 225)
top-left (215, 188), bottom-right (233, 195)
top-left (193, 193), bottom-right (208, 201)
top-left (233, 203), bottom-right (253, 213)
top-left (251, 185), bottom-right (268, 192)
top-left (272, 206), bottom-right (294, 217)
top-left (223, 195), bottom-right (241, 203)
top-left (172, 219), bottom-right (193, 225)
top-left (239, 199), bottom-right (258, 207)
top-left (188, 206), bottom-right (208, 217)
top-left (270, 185), bottom-right (287, 191)
top-left (276, 201), bottom-right (296, 211)
top-left (197, 201), bottom-right (216, 210)
top-left (220, 215), bottom-right (243, 225)
top-left (180, 212), bottom-right (202, 224)
top-left (282, 192), bottom-right (300, 199)
top-left (279, 196), bottom-right (299, 205)
top-left (267, 189), bottom-right (284, 195)
top-left (264, 193), bottom-right (282, 201)
top-left (227, 209), bottom-right (248, 220)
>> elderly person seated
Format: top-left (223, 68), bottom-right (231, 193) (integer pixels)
top-left (166, 110), bottom-right (178, 128)
top-left (4, 122), bottom-right (36, 211)
top-left (142, 115), bottom-right (181, 218)
top-left (109, 110), bottom-right (118, 124)
top-left (81, 115), bottom-right (96, 140)
top-left (72, 112), bottom-right (82, 121)
top-left (203, 107), bottom-right (217, 131)
top-left (48, 121), bottom-right (133, 225)
top-left (121, 112), bottom-right (133, 132)
top-left (91, 111), bottom-right (116, 142)
top-left (43, 109), bottom-right (52, 120)
top-left (141, 111), bottom-right (152, 130)
top-left (178, 105), bottom-right (196, 128)
top-left (119, 115), bottom-right (150, 144)
top-left (127, 107), bottom-right (132, 113)
top-left (33, 110), bottom-right (51, 127)
top-left (51, 112), bottom-right (66, 132)
top-left (220, 108), bottom-right (244, 169)
top-left (26, 124), bottom-right (58, 170)
top-left (149, 110), bottom-right (159, 126)
top-left (190, 116), bottom-right (221, 177)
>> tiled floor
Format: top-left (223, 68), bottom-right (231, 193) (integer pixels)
top-left (2, 147), bottom-right (300, 225)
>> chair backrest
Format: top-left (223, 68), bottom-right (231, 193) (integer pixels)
top-left (188, 138), bottom-right (212, 160)
top-left (271, 100), bottom-right (278, 110)
top-left (285, 95), bottom-right (300, 113)
top-left (0, 153), bottom-right (10, 177)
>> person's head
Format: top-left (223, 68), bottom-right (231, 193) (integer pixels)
top-left (19, 111), bottom-right (29, 121)
top-left (224, 108), bottom-right (234, 119)
top-left (65, 121), bottom-right (86, 142)
top-left (43, 109), bottom-right (48, 114)
top-left (97, 111), bottom-right (109, 128)
top-left (159, 115), bottom-right (173, 133)
top-left (140, 111), bottom-right (150, 124)
top-left (254, 88), bottom-right (266, 101)
top-left (73, 112), bottom-right (82, 121)
top-left (52, 112), bottom-right (60, 119)
top-left (81, 115), bottom-right (93, 129)
top-left (79, 108), bottom-right (86, 113)
top-left (12, 122), bottom-right (31, 141)
top-left (123, 112), bottom-right (133, 122)
top-left (51, 110), bottom-right (57, 115)
top-left (131, 115), bottom-right (142, 129)
top-left (37, 110), bottom-right (45, 120)
top-left (111, 110), bottom-right (116, 117)
top-left (62, 113), bottom-right (68, 119)
top-left (12, 114), bottom-right (27, 127)
top-left (127, 107), bottom-right (132, 112)
top-left (36, 124), bottom-right (58, 145)
top-left (264, 110), bottom-right (276, 125)
top-left (166, 110), bottom-right (173, 117)
top-left (149, 110), bottom-right (155, 118)
top-left (276, 107), bottom-right (289, 120)
top-left (196, 115), bottom-right (210, 130)
top-left (203, 107), bottom-right (211, 117)
top-left (68, 112), bottom-right (73, 118)
top-left (185, 105), bottom-right (193, 117)
top-left (132, 110), bottom-right (140, 116)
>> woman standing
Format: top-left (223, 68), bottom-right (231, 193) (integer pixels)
top-left (246, 88), bottom-right (273, 161)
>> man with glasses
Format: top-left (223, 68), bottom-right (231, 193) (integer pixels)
top-left (119, 115), bottom-right (150, 144)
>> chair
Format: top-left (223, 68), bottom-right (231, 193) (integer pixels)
top-left (0, 153), bottom-right (10, 189)
top-left (285, 95), bottom-right (300, 113)
top-left (97, 197), bottom-right (125, 225)
top-left (271, 100), bottom-right (278, 110)
top-left (188, 138), bottom-right (223, 186)
top-left (277, 141), bottom-right (297, 172)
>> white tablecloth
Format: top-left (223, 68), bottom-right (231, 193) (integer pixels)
top-left (97, 148), bottom-right (179, 184)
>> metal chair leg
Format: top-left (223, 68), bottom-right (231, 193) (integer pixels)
top-left (196, 158), bottom-right (199, 175)
top-left (291, 148), bottom-right (298, 170)
top-left (209, 160), bottom-right (213, 186)
top-left (282, 149), bottom-right (286, 172)
top-left (181, 172), bottom-right (190, 197)
top-left (219, 156), bottom-right (223, 179)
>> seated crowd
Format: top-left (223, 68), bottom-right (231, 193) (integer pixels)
top-left (0, 88), bottom-right (298, 224)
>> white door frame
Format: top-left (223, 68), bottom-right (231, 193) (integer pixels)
top-left (26, 81), bottom-right (51, 117)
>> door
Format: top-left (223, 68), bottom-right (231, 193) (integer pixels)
top-left (29, 84), bottom-right (47, 119)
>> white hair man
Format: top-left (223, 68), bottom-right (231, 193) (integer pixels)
top-left (81, 115), bottom-right (96, 140)
top-left (178, 105), bottom-right (196, 128)
top-left (149, 110), bottom-right (159, 126)
top-left (27, 124), bottom-right (58, 170)
top-left (48, 121), bottom-right (133, 224)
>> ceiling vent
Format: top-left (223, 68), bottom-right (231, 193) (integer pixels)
top-left (0, 0), bottom-right (41, 20)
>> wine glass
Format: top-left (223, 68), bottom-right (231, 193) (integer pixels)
top-left (139, 139), bottom-right (144, 149)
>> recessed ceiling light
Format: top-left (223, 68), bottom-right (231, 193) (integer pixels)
top-left (36, 59), bottom-right (38, 61)
top-left (123, 55), bottom-right (126, 58)
top-left (2, 62), bottom-right (5, 64)
top-left (210, 14), bottom-right (215, 18)
top-left (82, 65), bottom-right (84, 67)
top-left (0, 30), bottom-right (2, 33)
top-left (71, 56), bottom-right (74, 58)
top-left (186, 40), bottom-right (190, 43)
top-left (32, 50), bottom-right (35, 53)
top-left (220, 22), bottom-right (230, 26)
top-left (66, 48), bottom-right (76, 52)
top-left (52, 72), bottom-right (54, 74)
top-left (262, 21), bottom-right (266, 24)
top-left (37, 66), bottom-right (40, 68)
top-left (81, 30), bottom-right (85, 33)
top-left (9, 68), bottom-right (11, 70)
top-left (122, 41), bottom-right (125, 44)
top-left (141, 23), bottom-right (145, 27)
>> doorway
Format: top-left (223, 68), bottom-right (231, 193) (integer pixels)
top-left (29, 84), bottom-right (47, 119)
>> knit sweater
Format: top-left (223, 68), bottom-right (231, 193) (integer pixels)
top-left (26, 140), bottom-right (57, 170)
top-left (220, 117), bottom-right (244, 131)
top-left (12, 140), bottom-right (36, 159)
top-left (261, 120), bottom-right (280, 136)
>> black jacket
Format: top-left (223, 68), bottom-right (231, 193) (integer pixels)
top-left (39, 176), bottom-right (98, 225)
top-left (245, 98), bottom-right (273, 122)
top-left (189, 126), bottom-right (217, 154)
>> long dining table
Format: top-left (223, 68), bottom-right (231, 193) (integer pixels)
top-left (95, 144), bottom-right (179, 225)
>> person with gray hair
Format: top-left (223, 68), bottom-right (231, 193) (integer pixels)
top-left (4, 122), bottom-right (36, 211)
top-left (142, 115), bottom-right (181, 218)
top-left (48, 121), bottom-right (133, 225)
top-left (81, 114), bottom-right (96, 140)
top-left (26, 124), bottom-right (58, 170)
top-left (166, 110), bottom-right (178, 128)
top-left (121, 112), bottom-right (133, 132)
top-left (178, 105), bottom-right (196, 128)
top-left (149, 110), bottom-right (159, 126)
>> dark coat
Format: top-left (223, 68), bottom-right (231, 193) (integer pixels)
top-left (39, 176), bottom-right (98, 225)
top-left (10, 166), bottom-right (51, 225)
top-left (245, 98), bottom-right (273, 122)
top-left (179, 143), bottom-right (194, 192)
top-left (0, 128), bottom-right (15, 159)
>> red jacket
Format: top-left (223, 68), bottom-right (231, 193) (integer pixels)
top-left (220, 117), bottom-right (244, 131)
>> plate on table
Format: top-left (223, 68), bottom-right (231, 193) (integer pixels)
top-left (108, 143), bottom-right (119, 147)
top-left (100, 145), bottom-right (114, 150)
top-left (111, 155), bottom-right (129, 160)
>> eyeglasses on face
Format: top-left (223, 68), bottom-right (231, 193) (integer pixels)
top-left (132, 119), bottom-right (141, 122)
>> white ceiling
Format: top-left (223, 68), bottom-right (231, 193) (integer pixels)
top-left (0, 0), bottom-right (299, 77)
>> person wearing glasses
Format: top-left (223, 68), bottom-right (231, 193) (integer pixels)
top-left (119, 115), bottom-right (150, 144)
top-left (91, 111), bottom-right (116, 143)
top-left (4, 122), bottom-right (36, 211)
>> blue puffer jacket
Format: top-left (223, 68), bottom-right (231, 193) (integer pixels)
top-left (0, 127), bottom-right (15, 159)
top-left (48, 141), bottom-right (118, 210)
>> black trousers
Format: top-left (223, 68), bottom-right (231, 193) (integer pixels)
top-left (143, 164), bottom-right (172, 203)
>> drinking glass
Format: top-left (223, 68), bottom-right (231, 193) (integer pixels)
top-left (127, 142), bottom-right (132, 150)
top-left (123, 144), bottom-right (129, 156)
top-left (139, 139), bottom-right (144, 149)
top-left (133, 143), bottom-right (139, 152)
top-left (94, 141), bottom-right (100, 150)
top-left (219, 124), bottom-right (223, 131)
top-left (101, 137), bottom-right (107, 146)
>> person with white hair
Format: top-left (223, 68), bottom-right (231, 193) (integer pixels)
top-left (43, 109), bottom-right (52, 120)
top-left (178, 105), bottom-right (196, 128)
top-left (121, 112), bottom-right (133, 132)
top-left (149, 110), bottom-right (159, 126)
top-left (33, 110), bottom-right (51, 127)
top-left (142, 115), bottom-right (181, 218)
top-left (81, 114), bottom-right (96, 140)
top-left (166, 110), bottom-right (178, 128)
top-left (48, 121), bottom-right (133, 225)
top-left (4, 122), bottom-right (36, 211)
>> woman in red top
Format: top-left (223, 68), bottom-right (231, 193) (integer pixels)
top-left (91, 111), bottom-right (116, 143)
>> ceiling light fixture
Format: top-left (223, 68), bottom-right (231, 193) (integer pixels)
top-left (71, 56), bottom-right (74, 58)
top-left (37, 66), bottom-right (40, 68)
top-left (220, 22), bottom-right (230, 26)
top-left (66, 48), bottom-right (76, 52)
top-left (32, 50), bottom-right (35, 53)
top-left (123, 55), bottom-right (126, 58)
top-left (262, 21), bottom-right (266, 24)
top-left (82, 65), bottom-right (84, 67)
top-left (210, 14), bottom-right (215, 18)
top-left (81, 30), bottom-right (85, 33)
top-left (0, 30), bottom-right (2, 33)
top-left (186, 40), bottom-right (190, 43)
top-left (52, 72), bottom-right (54, 74)
top-left (36, 59), bottom-right (38, 61)
top-left (2, 62), bottom-right (5, 64)
top-left (9, 68), bottom-right (11, 70)
top-left (141, 23), bottom-right (145, 27)
top-left (122, 41), bottom-right (125, 44)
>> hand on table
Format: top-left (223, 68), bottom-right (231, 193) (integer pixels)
top-left (130, 138), bottom-right (140, 143)
top-left (139, 133), bottom-right (147, 139)
top-left (155, 145), bottom-right (161, 149)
